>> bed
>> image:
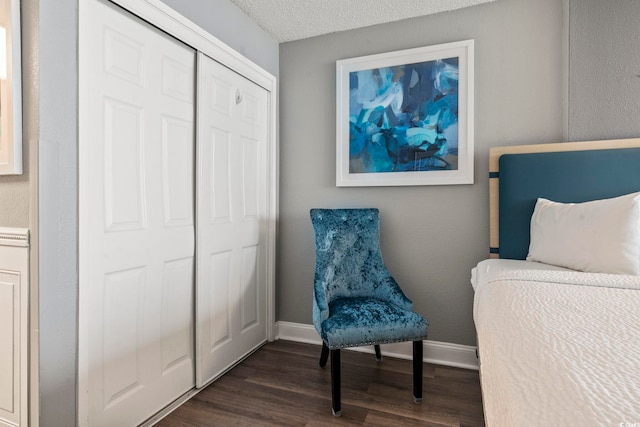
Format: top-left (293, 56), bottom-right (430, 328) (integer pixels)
top-left (472, 138), bottom-right (640, 426)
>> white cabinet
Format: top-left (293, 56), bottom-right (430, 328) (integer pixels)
top-left (0, 228), bottom-right (29, 427)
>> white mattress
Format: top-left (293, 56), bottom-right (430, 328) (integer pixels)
top-left (473, 259), bottom-right (640, 426)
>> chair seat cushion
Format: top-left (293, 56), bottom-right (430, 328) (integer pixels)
top-left (321, 297), bottom-right (429, 349)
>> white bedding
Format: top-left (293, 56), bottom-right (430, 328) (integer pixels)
top-left (473, 259), bottom-right (640, 426)
top-left (471, 259), bottom-right (571, 292)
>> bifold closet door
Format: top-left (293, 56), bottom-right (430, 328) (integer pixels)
top-left (81, 0), bottom-right (196, 425)
top-left (196, 53), bottom-right (269, 387)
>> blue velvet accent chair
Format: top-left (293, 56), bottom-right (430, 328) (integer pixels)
top-left (310, 208), bottom-right (429, 416)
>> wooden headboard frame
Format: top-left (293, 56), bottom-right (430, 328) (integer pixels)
top-left (489, 137), bottom-right (640, 259)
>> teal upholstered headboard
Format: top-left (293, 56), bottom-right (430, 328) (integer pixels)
top-left (489, 138), bottom-right (640, 259)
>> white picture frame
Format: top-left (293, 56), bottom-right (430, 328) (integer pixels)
top-left (0, 0), bottom-right (22, 175)
top-left (336, 40), bottom-right (474, 187)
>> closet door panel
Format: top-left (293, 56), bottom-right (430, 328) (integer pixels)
top-left (81, 0), bottom-right (195, 425)
top-left (103, 98), bottom-right (146, 232)
top-left (196, 53), bottom-right (268, 387)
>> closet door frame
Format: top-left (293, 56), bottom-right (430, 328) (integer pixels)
top-left (78, 0), bottom-right (277, 425)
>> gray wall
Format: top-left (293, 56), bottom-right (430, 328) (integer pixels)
top-left (0, 173), bottom-right (28, 227)
top-left (278, 0), bottom-right (564, 346)
top-left (36, 0), bottom-right (277, 425)
top-left (38, 0), bottom-right (78, 424)
top-left (568, 0), bottom-right (640, 141)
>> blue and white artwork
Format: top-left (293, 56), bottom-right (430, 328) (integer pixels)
top-left (348, 58), bottom-right (459, 174)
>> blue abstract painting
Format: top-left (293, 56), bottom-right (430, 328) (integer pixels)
top-left (348, 57), bottom-right (459, 174)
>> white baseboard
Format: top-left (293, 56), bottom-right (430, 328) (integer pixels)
top-left (276, 321), bottom-right (478, 370)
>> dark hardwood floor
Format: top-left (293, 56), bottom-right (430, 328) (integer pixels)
top-left (157, 340), bottom-right (484, 426)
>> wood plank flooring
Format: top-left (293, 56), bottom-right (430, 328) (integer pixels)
top-left (157, 341), bottom-right (485, 426)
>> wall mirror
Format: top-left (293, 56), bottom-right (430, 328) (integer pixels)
top-left (0, 0), bottom-right (21, 175)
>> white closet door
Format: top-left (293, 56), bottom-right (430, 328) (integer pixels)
top-left (80, 0), bottom-right (195, 425)
top-left (196, 53), bottom-right (268, 386)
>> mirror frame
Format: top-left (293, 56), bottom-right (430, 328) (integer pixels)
top-left (0, 0), bottom-right (22, 175)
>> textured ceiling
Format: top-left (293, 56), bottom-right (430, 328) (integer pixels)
top-left (229, 0), bottom-right (497, 42)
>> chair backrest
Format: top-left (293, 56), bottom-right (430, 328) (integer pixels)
top-left (310, 208), bottom-right (387, 304)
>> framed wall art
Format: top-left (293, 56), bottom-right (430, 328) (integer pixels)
top-left (336, 40), bottom-right (474, 187)
top-left (0, 0), bottom-right (21, 175)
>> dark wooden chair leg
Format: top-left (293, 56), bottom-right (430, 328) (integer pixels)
top-left (319, 342), bottom-right (330, 368)
top-left (413, 340), bottom-right (423, 403)
top-left (330, 349), bottom-right (341, 416)
top-left (374, 344), bottom-right (382, 361)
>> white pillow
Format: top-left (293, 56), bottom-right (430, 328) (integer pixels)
top-left (526, 192), bottom-right (640, 275)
